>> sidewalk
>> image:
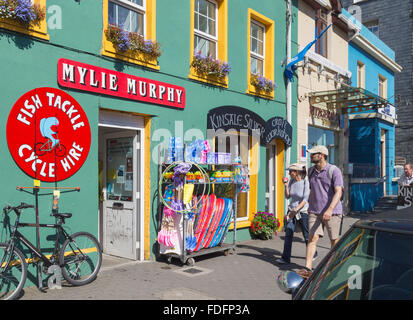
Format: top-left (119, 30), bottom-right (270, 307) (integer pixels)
top-left (20, 215), bottom-right (359, 300)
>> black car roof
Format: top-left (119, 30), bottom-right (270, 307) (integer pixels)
top-left (353, 206), bottom-right (413, 235)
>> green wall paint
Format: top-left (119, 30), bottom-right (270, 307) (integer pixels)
top-left (0, 0), bottom-right (298, 279)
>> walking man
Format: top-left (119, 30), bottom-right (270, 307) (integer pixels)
top-left (305, 145), bottom-right (344, 271)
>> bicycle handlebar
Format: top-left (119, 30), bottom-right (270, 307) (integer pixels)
top-left (3, 202), bottom-right (34, 214)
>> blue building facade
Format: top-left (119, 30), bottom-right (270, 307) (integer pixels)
top-left (341, 9), bottom-right (402, 212)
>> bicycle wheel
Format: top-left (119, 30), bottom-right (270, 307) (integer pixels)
top-left (0, 243), bottom-right (27, 300)
top-left (34, 142), bottom-right (46, 156)
top-left (54, 144), bottom-right (66, 157)
top-left (59, 232), bottom-right (102, 286)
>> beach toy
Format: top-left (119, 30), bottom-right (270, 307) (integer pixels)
top-left (183, 184), bottom-right (194, 205)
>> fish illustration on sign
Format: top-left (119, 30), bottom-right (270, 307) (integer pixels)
top-left (35, 117), bottom-right (66, 157)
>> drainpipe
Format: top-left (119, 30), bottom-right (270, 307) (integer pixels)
top-left (285, 0), bottom-right (292, 217)
top-left (286, 0), bottom-right (292, 166)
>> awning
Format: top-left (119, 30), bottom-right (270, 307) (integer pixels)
top-left (308, 86), bottom-right (391, 115)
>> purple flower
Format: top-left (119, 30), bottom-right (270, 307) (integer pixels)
top-left (221, 62), bottom-right (231, 75)
top-left (144, 40), bottom-right (154, 53)
top-left (116, 27), bottom-right (131, 52)
top-left (15, 0), bottom-right (36, 24)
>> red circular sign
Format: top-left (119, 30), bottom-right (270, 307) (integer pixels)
top-left (7, 87), bottom-right (91, 182)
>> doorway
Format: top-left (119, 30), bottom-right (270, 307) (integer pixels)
top-left (98, 110), bottom-right (145, 260)
top-left (381, 129), bottom-right (386, 195)
top-left (265, 143), bottom-right (277, 214)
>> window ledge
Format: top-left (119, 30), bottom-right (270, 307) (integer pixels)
top-left (188, 71), bottom-right (228, 88)
top-left (229, 220), bottom-right (251, 230)
top-left (246, 84), bottom-right (274, 99)
top-left (102, 43), bottom-right (160, 70)
top-left (0, 18), bottom-right (49, 41)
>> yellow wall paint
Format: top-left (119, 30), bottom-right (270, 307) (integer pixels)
top-left (0, 0), bottom-right (49, 40)
top-left (276, 139), bottom-right (285, 229)
top-left (144, 116), bottom-right (152, 260)
top-left (229, 135), bottom-right (259, 230)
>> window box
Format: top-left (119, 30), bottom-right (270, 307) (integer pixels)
top-left (0, 0), bottom-right (49, 40)
top-left (250, 73), bottom-right (277, 95)
top-left (190, 51), bottom-right (231, 85)
top-left (105, 24), bottom-right (161, 58)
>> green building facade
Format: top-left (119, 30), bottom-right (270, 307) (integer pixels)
top-left (0, 0), bottom-right (298, 286)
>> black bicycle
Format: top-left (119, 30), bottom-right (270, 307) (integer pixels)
top-left (0, 202), bottom-right (102, 300)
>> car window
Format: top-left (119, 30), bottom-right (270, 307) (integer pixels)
top-left (299, 227), bottom-right (413, 300)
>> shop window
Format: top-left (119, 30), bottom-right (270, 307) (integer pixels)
top-left (0, 0), bottom-right (49, 40)
top-left (102, 0), bottom-right (159, 70)
top-left (246, 9), bottom-right (275, 99)
top-left (189, 0), bottom-right (228, 87)
top-left (357, 61), bottom-right (365, 89)
top-left (213, 132), bottom-right (258, 229)
top-left (379, 75), bottom-right (387, 99)
top-left (315, 8), bottom-right (328, 58)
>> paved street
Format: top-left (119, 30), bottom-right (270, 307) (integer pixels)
top-left (20, 215), bottom-right (360, 300)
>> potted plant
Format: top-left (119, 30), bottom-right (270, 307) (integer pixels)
top-left (250, 211), bottom-right (280, 240)
top-left (0, 0), bottom-right (45, 27)
top-left (105, 24), bottom-right (162, 58)
top-left (250, 74), bottom-right (277, 94)
top-left (191, 51), bottom-right (231, 79)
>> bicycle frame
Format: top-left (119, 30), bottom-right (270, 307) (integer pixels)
top-left (2, 211), bottom-right (71, 271)
top-left (39, 138), bottom-right (61, 153)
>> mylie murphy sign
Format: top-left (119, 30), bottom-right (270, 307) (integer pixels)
top-left (57, 58), bottom-right (186, 109)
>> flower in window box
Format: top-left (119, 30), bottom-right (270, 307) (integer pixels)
top-left (191, 51), bottom-right (231, 79)
top-left (250, 74), bottom-right (277, 93)
top-left (129, 32), bottom-right (162, 58)
top-left (105, 24), bottom-right (131, 53)
top-left (105, 24), bottom-right (162, 58)
top-left (0, 0), bottom-right (45, 27)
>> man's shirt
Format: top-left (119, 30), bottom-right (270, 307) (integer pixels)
top-left (308, 163), bottom-right (344, 215)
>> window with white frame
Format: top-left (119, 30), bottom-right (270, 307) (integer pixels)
top-left (357, 61), bottom-right (365, 89)
top-left (379, 75), bottom-right (387, 99)
top-left (194, 0), bottom-right (218, 58)
top-left (108, 0), bottom-right (145, 36)
top-left (250, 20), bottom-right (265, 76)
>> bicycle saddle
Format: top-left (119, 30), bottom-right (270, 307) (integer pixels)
top-left (51, 212), bottom-right (72, 219)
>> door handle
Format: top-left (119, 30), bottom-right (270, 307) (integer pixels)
top-left (113, 202), bottom-right (124, 210)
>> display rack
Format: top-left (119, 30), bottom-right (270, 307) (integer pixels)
top-left (157, 146), bottom-right (240, 266)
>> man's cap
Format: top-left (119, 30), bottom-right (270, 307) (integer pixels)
top-left (307, 145), bottom-right (329, 156)
top-left (288, 163), bottom-right (306, 171)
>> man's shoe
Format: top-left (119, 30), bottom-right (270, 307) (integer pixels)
top-left (276, 258), bottom-right (289, 264)
top-left (313, 251), bottom-right (319, 261)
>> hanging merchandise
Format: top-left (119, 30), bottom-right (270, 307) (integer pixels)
top-left (233, 157), bottom-right (250, 193)
top-left (184, 138), bottom-right (231, 165)
top-left (158, 144), bottom-right (239, 266)
top-left (157, 207), bottom-right (179, 247)
top-left (167, 137), bottom-right (184, 163)
top-left (190, 195), bottom-right (233, 252)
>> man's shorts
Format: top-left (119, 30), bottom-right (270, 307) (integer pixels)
top-left (308, 213), bottom-right (342, 240)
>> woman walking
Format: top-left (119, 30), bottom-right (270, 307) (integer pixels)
top-left (276, 163), bottom-right (317, 264)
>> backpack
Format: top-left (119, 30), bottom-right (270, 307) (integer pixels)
top-left (308, 164), bottom-right (344, 201)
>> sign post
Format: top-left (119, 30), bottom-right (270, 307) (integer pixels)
top-left (8, 87), bottom-right (90, 291)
